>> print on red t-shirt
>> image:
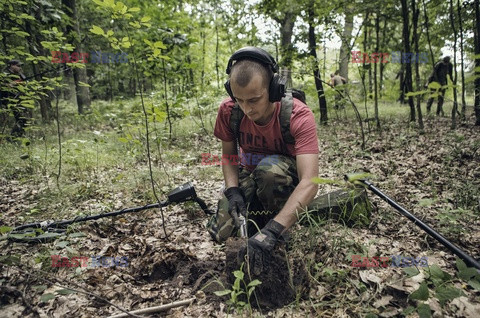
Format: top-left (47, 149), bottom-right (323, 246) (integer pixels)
top-left (214, 97), bottom-right (318, 171)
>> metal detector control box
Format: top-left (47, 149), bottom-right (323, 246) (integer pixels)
top-left (167, 182), bottom-right (197, 203)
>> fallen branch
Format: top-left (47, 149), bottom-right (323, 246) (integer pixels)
top-left (107, 298), bottom-right (195, 318)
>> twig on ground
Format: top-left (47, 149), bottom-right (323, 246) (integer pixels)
top-left (107, 297), bottom-right (195, 318)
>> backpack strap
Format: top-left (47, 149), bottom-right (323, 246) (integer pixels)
top-left (229, 91), bottom-right (295, 145)
top-left (279, 90), bottom-right (294, 144)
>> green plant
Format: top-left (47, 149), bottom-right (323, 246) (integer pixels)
top-left (214, 263), bottom-right (262, 314)
top-left (435, 206), bottom-right (474, 237)
top-left (403, 258), bottom-right (480, 318)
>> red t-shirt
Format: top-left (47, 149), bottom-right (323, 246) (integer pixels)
top-left (214, 97), bottom-right (319, 171)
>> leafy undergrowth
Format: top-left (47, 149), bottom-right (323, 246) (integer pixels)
top-left (1, 113), bottom-right (479, 317)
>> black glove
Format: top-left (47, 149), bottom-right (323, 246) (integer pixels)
top-left (224, 187), bottom-right (247, 227)
top-left (242, 219), bottom-right (285, 275)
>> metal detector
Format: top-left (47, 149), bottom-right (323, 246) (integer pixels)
top-left (345, 174), bottom-right (480, 270)
top-left (6, 182), bottom-right (213, 243)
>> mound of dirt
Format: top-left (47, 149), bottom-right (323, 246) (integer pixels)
top-left (224, 238), bottom-right (310, 310)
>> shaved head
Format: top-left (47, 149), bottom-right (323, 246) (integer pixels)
top-left (229, 59), bottom-right (272, 88)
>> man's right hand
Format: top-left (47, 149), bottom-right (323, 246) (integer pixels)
top-left (224, 187), bottom-right (247, 226)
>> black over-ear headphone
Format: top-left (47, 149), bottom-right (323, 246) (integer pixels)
top-left (224, 46), bottom-right (286, 103)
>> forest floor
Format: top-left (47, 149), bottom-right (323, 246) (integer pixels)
top-left (0, 100), bottom-right (480, 317)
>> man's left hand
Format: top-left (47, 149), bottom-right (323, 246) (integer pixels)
top-left (240, 219), bottom-right (285, 275)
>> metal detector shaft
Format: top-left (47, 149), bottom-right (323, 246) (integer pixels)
top-left (13, 201), bottom-right (169, 231)
top-left (360, 179), bottom-right (480, 270)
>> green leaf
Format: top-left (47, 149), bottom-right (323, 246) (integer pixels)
top-left (214, 289), bottom-right (232, 297)
top-left (128, 7), bottom-right (140, 12)
top-left (37, 232), bottom-right (63, 238)
top-left (403, 267), bottom-right (420, 277)
top-left (14, 31), bottom-right (30, 37)
top-left (416, 303), bottom-right (432, 318)
top-left (33, 285), bottom-right (48, 292)
top-left (154, 41), bottom-right (166, 49)
top-left (429, 264), bottom-right (450, 282)
top-left (141, 16), bottom-right (151, 23)
top-left (0, 255), bottom-right (21, 265)
top-left (468, 279), bottom-right (480, 290)
top-left (91, 0), bottom-right (106, 7)
top-left (247, 279), bottom-right (262, 287)
top-left (311, 177), bottom-right (341, 185)
top-left (419, 199), bottom-right (435, 207)
top-left (409, 282), bottom-right (429, 301)
top-left (129, 21), bottom-right (141, 28)
top-left (40, 293), bottom-right (56, 302)
top-left (56, 289), bottom-right (76, 295)
top-left (435, 285), bottom-right (464, 306)
top-left (0, 226), bottom-right (12, 235)
top-left (458, 267), bottom-right (478, 281)
top-left (402, 306), bottom-right (415, 316)
top-left (90, 25), bottom-right (105, 36)
top-left (405, 90), bottom-right (428, 97)
top-left (455, 257), bottom-right (467, 272)
top-left (55, 241), bottom-right (69, 248)
top-left (68, 232), bottom-right (86, 238)
top-left (233, 270), bottom-right (244, 280)
top-left (344, 172), bottom-right (373, 184)
top-left (428, 82), bottom-right (441, 90)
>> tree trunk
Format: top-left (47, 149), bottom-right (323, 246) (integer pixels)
top-left (457, 0), bottom-right (466, 121)
top-left (200, 26), bottom-right (206, 91)
top-left (362, 11), bottom-right (369, 102)
top-left (278, 11), bottom-right (296, 85)
top-left (374, 15), bottom-right (380, 129)
top-left (24, 20), bottom-right (51, 122)
top-left (339, 7), bottom-right (354, 81)
top-left (401, 0), bottom-right (416, 122)
top-left (474, 0), bottom-right (480, 126)
top-left (422, 0), bottom-right (435, 68)
top-left (62, 68), bottom-right (75, 102)
top-left (449, 0), bottom-right (458, 129)
top-left (379, 18), bottom-right (388, 98)
top-left (63, 0), bottom-right (91, 114)
top-left (412, 0), bottom-right (424, 130)
top-left (307, 4), bottom-right (327, 125)
top-left (215, 17), bottom-right (220, 90)
top-left (368, 27), bottom-right (373, 97)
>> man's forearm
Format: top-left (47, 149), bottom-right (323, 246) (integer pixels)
top-left (222, 162), bottom-right (239, 189)
top-left (273, 179), bottom-right (318, 231)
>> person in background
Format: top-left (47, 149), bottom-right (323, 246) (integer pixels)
top-left (425, 56), bottom-right (453, 116)
top-left (330, 71), bottom-right (347, 109)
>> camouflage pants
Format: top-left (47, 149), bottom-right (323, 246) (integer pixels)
top-left (207, 155), bottom-right (298, 243)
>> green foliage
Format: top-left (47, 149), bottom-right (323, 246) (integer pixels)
top-left (214, 263), bottom-right (261, 314)
top-left (404, 258), bottom-right (480, 316)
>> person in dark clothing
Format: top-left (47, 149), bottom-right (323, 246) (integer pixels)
top-left (426, 56), bottom-right (453, 116)
top-left (1, 60), bottom-right (28, 138)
